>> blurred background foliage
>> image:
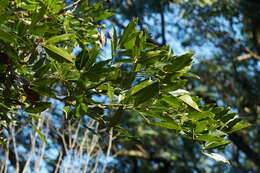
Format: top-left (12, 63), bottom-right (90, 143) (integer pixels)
top-left (102, 0), bottom-right (260, 172)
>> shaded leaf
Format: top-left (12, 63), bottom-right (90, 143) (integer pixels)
top-left (110, 106), bottom-right (124, 126)
top-left (130, 79), bottom-right (153, 95)
top-left (25, 102), bottom-right (51, 113)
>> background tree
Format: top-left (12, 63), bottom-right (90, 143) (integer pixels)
top-left (0, 0), bottom-right (252, 172)
top-left (104, 0), bottom-right (260, 172)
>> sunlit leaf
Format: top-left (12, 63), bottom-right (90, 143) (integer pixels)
top-left (179, 94), bottom-right (201, 112)
top-left (46, 34), bottom-right (75, 43)
top-left (44, 44), bottom-right (73, 63)
top-left (202, 152), bottom-right (230, 164)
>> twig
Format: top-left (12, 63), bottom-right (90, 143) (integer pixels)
top-left (54, 150), bottom-right (63, 173)
top-left (11, 127), bottom-right (19, 173)
top-left (101, 128), bottom-right (113, 173)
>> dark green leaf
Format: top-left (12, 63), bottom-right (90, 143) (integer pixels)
top-left (110, 106), bottom-right (124, 127)
top-left (75, 50), bottom-right (89, 70)
top-left (130, 79), bottom-right (153, 95)
top-left (25, 102), bottom-right (51, 113)
top-left (163, 53), bottom-right (193, 72)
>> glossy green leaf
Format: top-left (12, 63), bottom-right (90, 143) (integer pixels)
top-left (163, 53), bottom-right (193, 72)
top-left (228, 122), bottom-right (251, 134)
top-left (46, 34), bottom-right (75, 43)
top-left (134, 82), bottom-right (159, 106)
top-left (130, 79), bottom-right (153, 95)
top-left (152, 121), bottom-right (182, 130)
top-left (196, 134), bottom-right (222, 142)
top-left (161, 95), bottom-right (182, 109)
top-left (179, 94), bottom-right (201, 112)
top-left (119, 20), bottom-right (137, 48)
top-left (189, 111), bottom-right (214, 121)
top-left (44, 44), bottom-right (73, 63)
top-left (195, 120), bottom-right (208, 133)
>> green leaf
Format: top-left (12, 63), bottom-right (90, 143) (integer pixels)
top-left (161, 95), bottom-right (182, 109)
top-left (95, 11), bottom-right (115, 21)
top-left (119, 20), bottom-right (137, 48)
top-left (112, 24), bottom-right (118, 56)
top-left (75, 50), bottom-right (89, 70)
top-left (31, 124), bottom-right (48, 144)
top-left (25, 102), bottom-right (51, 113)
top-left (134, 82), bottom-right (159, 106)
top-left (0, 30), bottom-right (15, 43)
top-left (152, 121), bottom-right (182, 130)
top-left (168, 89), bottom-right (190, 97)
top-left (17, 21), bottom-right (27, 36)
top-left (196, 134), bottom-right (222, 142)
top-left (44, 44), bottom-right (73, 63)
top-left (0, 103), bottom-right (9, 112)
top-left (110, 106), bottom-right (124, 127)
top-left (202, 152), bottom-right (230, 164)
top-left (32, 58), bottom-right (45, 70)
top-left (34, 64), bottom-right (51, 78)
top-left (179, 94), bottom-right (201, 112)
top-left (81, 103), bottom-right (88, 112)
top-left (204, 140), bottom-right (230, 149)
top-left (195, 120), bottom-right (208, 133)
top-left (130, 79), bottom-right (153, 95)
top-left (163, 53), bottom-right (193, 72)
top-left (228, 122), bottom-right (251, 134)
top-left (63, 106), bottom-right (71, 119)
top-left (31, 5), bottom-right (46, 28)
top-left (107, 82), bottom-right (114, 103)
top-left (189, 111), bottom-right (214, 121)
top-left (75, 105), bottom-right (81, 118)
top-left (46, 34), bottom-right (75, 43)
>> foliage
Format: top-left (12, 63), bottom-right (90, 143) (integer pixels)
top-left (106, 0), bottom-right (260, 172)
top-left (0, 0), bottom-right (250, 167)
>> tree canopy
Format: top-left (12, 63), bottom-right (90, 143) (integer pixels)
top-left (0, 0), bottom-right (254, 172)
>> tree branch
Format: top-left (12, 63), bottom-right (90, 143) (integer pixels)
top-left (160, 6), bottom-right (166, 46)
